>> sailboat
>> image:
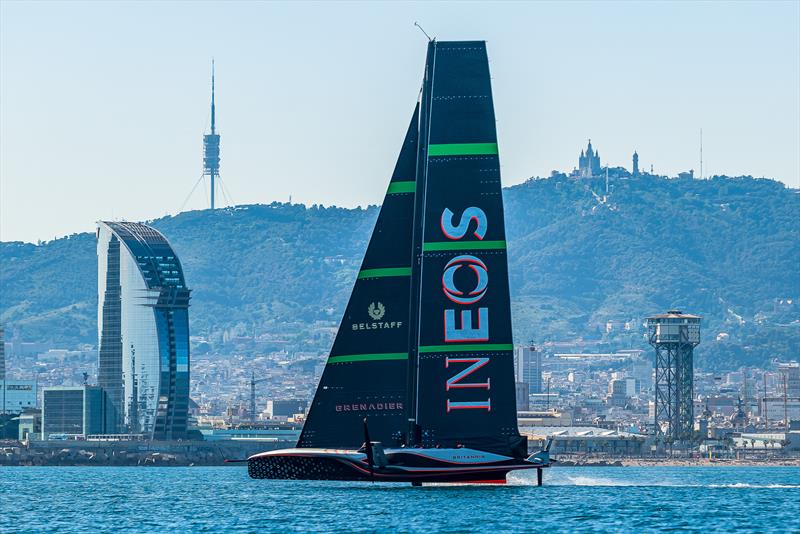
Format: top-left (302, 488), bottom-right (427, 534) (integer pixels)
top-left (247, 40), bottom-right (552, 485)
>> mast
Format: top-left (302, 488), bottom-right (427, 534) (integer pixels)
top-left (405, 40), bottom-right (436, 446)
top-left (764, 373), bottom-right (768, 427)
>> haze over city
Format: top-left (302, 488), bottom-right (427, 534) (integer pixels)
top-left (1, 1), bottom-right (798, 243)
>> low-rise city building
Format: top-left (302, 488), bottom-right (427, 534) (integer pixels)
top-left (1, 379), bottom-right (37, 414)
top-left (41, 386), bottom-right (108, 440)
top-left (523, 426), bottom-right (647, 456)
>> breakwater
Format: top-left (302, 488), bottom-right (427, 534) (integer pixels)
top-left (0, 439), bottom-right (288, 466)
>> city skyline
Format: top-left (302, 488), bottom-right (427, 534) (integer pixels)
top-left (0, 4), bottom-right (798, 527)
top-left (2, 1), bottom-right (799, 244)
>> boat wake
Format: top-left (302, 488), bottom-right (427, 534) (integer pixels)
top-left (508, 471), bottom-right (800, 488)
top-left (707, 483), bottom-right (800, 489)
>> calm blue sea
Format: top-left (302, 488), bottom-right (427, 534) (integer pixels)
top-left (1, 466), bottom-right (798, 533)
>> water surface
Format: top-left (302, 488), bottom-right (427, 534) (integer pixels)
top-left (1, 466), bottom-right (797, 532)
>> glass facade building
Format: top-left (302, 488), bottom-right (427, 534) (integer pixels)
top-left (1, 380), bottom-right (37, 414)
top-left (97, 222), bottom-right (191, 440)
top-left (41, 386), bottom-right (107, 439)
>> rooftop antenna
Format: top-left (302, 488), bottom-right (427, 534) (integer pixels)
top-left (414, 22), bottom-right (432, 42)
top-left (211, 60), bottom-right (216, 136)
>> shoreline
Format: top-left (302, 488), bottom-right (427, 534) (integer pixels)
top-left (3, 440), bottom-right (798, 468)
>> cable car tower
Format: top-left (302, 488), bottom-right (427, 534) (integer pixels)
top-left (647, 310), bottom-right (701, 450)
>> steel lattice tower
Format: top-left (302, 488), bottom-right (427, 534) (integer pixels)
top-left (647, 310), bottom-right (700, 447)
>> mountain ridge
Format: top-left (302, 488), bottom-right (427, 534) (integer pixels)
top-left (2, 173), bottom-right (798, 371)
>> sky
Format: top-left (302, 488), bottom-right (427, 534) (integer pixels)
top-left (1, 1), bottom-right (798, 243)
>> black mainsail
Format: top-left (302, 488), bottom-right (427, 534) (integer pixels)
top-left (407, 41), bottom-right (526, 458)
top-left (248, 40), bottom-right (549, 484)
top-left (298, 106), bottom-right (420, 449)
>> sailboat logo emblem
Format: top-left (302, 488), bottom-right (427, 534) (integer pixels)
top-left (368, 302), bottom-right (386, 320)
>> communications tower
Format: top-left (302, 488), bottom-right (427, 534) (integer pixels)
top-left (203, 60), bottom-right (221, 209)
top-left (647, 310), bottom-right (700, 448)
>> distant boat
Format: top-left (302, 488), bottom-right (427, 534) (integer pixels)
top-left (247, 40), bottom-right (552, 485)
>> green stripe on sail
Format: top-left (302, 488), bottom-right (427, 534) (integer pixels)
top-left (422, 240), bottom-right (506, 252)
top-left (357, 267), bottom-right (412, 279)
top-left (387, 181), bottom-right (416, 194)
top-left (428, 143), bottom-right (498, 157)
top-left (419, 344), bottom-right (513, 354)
top-left (328, 353), bottom-right (409, 364)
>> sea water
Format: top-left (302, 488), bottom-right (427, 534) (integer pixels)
top-left (1, 466), bottom-right (798, 532)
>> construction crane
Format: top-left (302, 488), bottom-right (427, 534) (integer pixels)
top-left (249, 371), bottom-right (269, 424)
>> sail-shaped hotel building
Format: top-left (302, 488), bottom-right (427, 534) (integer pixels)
top-left (97, 221), bottom-right (191, 440)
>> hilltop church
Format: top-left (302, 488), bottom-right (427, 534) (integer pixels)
top-left (578, 140), bottom-right (602, 177)
top-left (572, 140), bottom-right (642, 179)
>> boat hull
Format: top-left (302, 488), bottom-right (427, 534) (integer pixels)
top-left (247, 447), bottom-right (546, 483)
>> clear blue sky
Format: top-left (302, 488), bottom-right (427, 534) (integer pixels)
top-left (2, 1), bottom-right (798, 243)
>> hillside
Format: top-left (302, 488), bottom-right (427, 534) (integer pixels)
top-left (2, 174), bottom-right (798, 370)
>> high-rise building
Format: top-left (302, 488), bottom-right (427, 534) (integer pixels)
top-left (632, 150), bottom-right (640, 177)
top-left (607, 377), bottom-right (638, 407)
top-left (578, 139), bottom-right (601, 177)
top-left (629, 357), bottom-right (653, 391)
top-left (514, 344), bottom-right (542, 394)
top-left (607, 378), bottom-right (629, 407)
top-left (779, 363), bottom-right (800, 397)
top-left (41, 386), bottom-right (107, 439)
top-left (97, 221), bottom-right (191, 440)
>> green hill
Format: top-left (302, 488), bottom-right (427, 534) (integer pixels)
top-left (2, 174), bottom-right (798, 371)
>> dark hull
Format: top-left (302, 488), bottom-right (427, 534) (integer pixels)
top-left (247, 448), bottom-right (545, 484)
